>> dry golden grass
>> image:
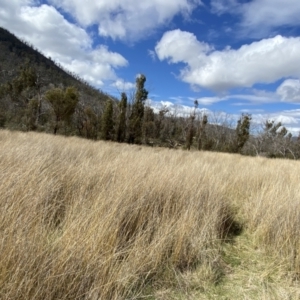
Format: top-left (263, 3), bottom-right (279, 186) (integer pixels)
top-left (0, 130), bottom-right (299, 299)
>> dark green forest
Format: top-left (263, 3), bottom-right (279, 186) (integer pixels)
top-left (1, 27), bottom-right (299, 159)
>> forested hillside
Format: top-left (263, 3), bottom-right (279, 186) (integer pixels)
top-left (0, 27), bottom-right (110, 132)
top-left (0, 27), bottom-right (106, 98)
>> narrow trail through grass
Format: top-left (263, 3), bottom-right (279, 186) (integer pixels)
top-left (210, 233), bottom-right (300, 300)
top-left (156, 231), bottom-right (300, 300)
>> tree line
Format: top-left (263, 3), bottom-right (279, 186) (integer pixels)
top-left (0, 63), bottom-right (299, 159)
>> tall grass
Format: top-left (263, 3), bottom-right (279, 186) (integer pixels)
top-left (0, 130), bottom-right (299, 299)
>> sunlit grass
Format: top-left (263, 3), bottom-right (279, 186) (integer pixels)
top-left (0, 130), bottom-right (299, 299)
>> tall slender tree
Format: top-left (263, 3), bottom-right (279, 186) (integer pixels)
top-left (186, 100), bottom-right (198, 150)
top-left (197, 114), bottom-right (208, 150)
top-left (101, 98), bottom-right (114, 141)
top-left (142, 106), bottom-right (155, 144)
top-left (236, 113), bottom-right (252, 153)
top-left (117, 92), bottom-right (127, 142)
top-left (128, 74), bottom-right (148, 144)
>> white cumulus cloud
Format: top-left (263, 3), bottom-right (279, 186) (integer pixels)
top-left (274, 115), bottom-right (298, 125)
top-left (241, 0), bottom-right (300, 37)
top-left (211, 0), bottom-right (300, 37)
top-left (155, 29), bottom-right (300, 92)
top-left (277, 79), bottom-right (300, 103)
top-left (147, 99), bottom-right (211, 117)
top-left (47, 0), bottom-right (201, 41)
top-left (110, 79), bottom-right (135, 92)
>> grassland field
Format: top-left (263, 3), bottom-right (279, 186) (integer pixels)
top-left (0, 129), bottom-right (300, 299)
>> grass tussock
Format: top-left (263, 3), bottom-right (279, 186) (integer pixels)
top-left (0, 130), bottom-right (300, 299)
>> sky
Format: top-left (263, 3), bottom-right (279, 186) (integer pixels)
top-left (1, 0), bottom-right (300, 134)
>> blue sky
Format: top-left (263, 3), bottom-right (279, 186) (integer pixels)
top-left (1, 0), bottom-right (300, 133)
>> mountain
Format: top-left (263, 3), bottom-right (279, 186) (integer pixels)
top-left (0, 27), bottom-right (110, 107)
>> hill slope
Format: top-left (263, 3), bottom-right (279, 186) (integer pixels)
top-left (0, 27), bottom-right (109, 107)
